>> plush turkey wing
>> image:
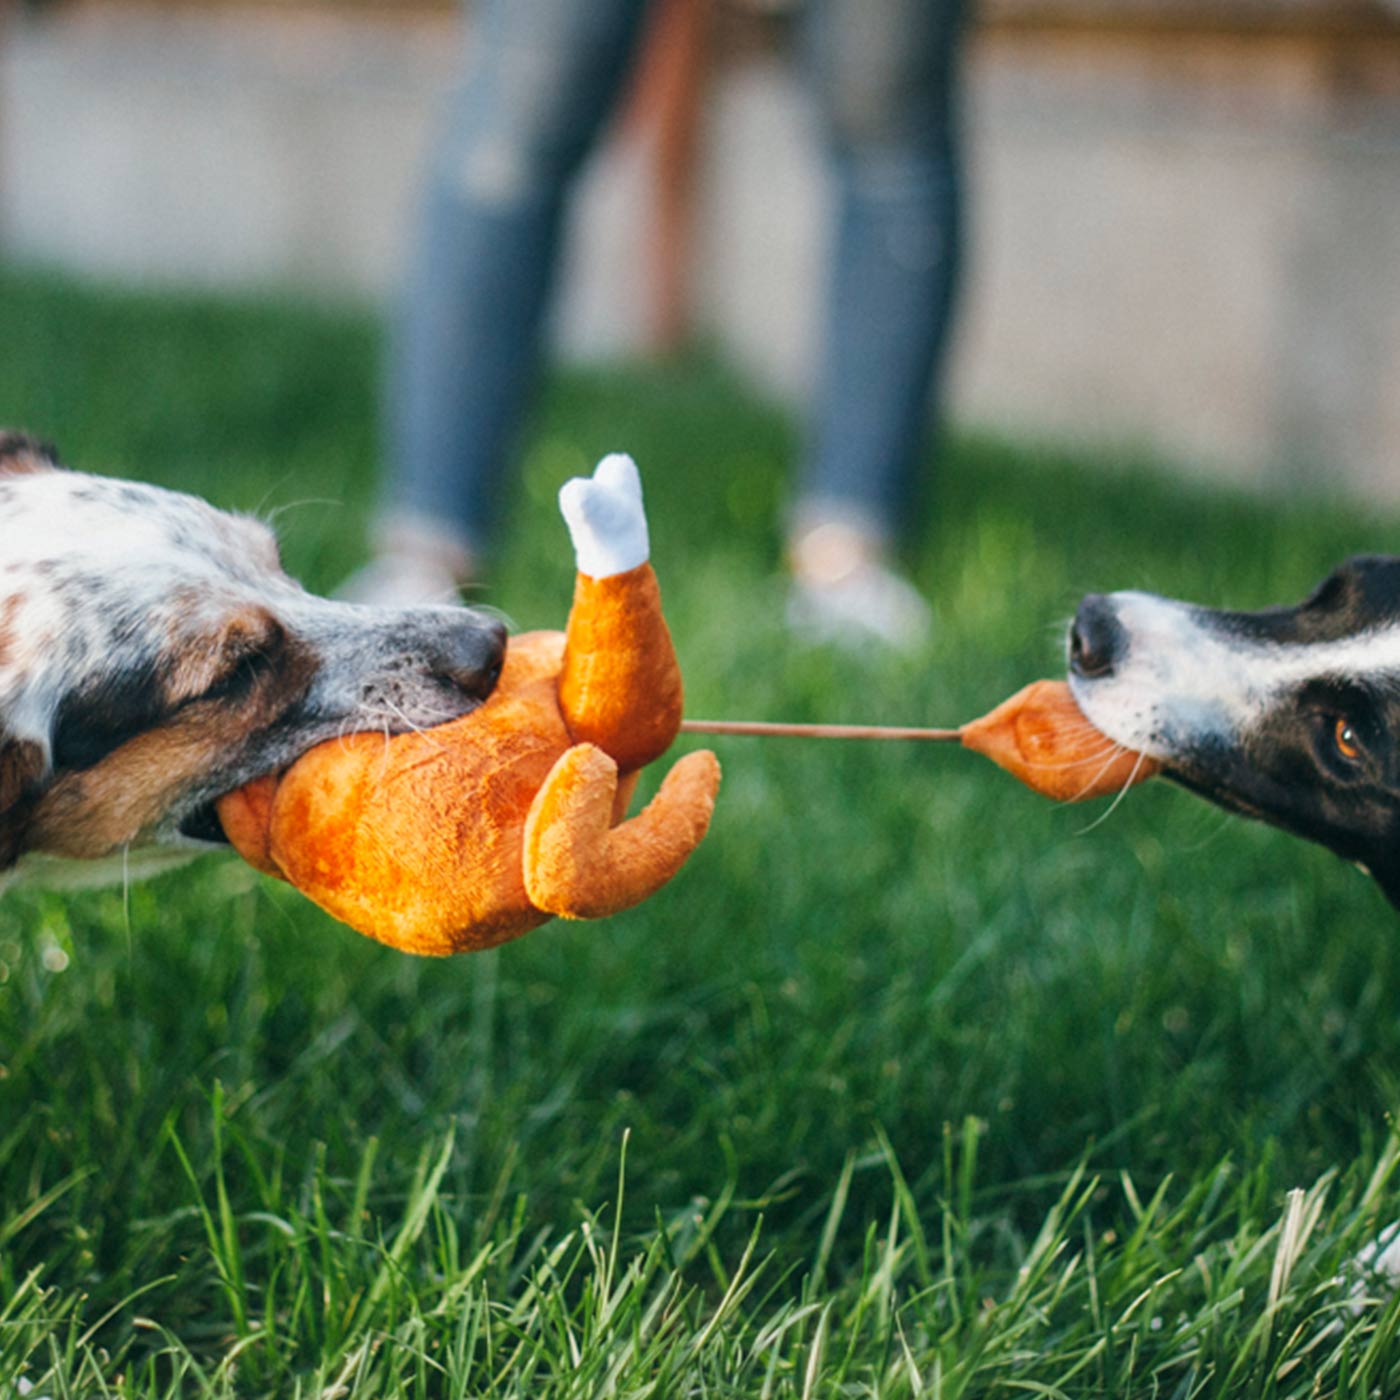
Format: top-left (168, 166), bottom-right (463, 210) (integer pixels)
top-left (959, 680), bottom-right (1159, 800)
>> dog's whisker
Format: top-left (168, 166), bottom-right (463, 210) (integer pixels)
top-left (1178, 806), bottom-right (1238, 853)
top-left (261, 497), bottom-right (345, 525)
top-left (373, 697), bottom-right (455, 743)
top-left (1047, 716), bottom-right (1111, 739)
top-left (122, 842), bottom-right (133, 946)
top-left (1073, 748), bottom-right (1153, 834)
top-left (1017, 740), bottom-right (1123, 771)
top-left (1059, 742), bottom-right (1133, 805)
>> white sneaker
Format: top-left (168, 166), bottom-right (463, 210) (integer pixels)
top-left (337, 515), bottom-right (476, 607)
top-left (787, 562), bottom-right (932, 652)
top-left (337, 554), bottom-right (465, 607)
top-left (785, 516), bottom-right (932, 653)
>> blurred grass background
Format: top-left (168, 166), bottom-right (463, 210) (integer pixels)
top-left (4, 269), bottom-right (1400, 1394)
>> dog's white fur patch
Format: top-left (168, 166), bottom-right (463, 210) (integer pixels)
top-left (1071, 591), bottom-right (1400, 757)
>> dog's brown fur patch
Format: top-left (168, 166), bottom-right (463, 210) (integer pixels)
top-left (0, 433), bottom-right (59, 477)
top-left (161, 604), bottom-right (288, 707)
top-left (0, 595), bottom-right (25, 666)
top-left (0, 738), bottom-right (49, 867)
top-left (26, 632), bottom-right (318, 861)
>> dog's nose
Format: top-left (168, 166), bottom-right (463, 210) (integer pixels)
top-left (429, 618), bottom-right (507, 699)
top-left (1069, 594), bottom-right (1124, 679)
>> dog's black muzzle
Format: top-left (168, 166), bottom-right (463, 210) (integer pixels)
top-left (1069, 594), bottom-right (1127, 681)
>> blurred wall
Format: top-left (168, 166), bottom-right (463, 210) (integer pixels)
top-left (3, 5), bottom-right (1400, 502)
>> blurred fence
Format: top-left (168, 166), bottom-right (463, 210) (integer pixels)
top-left (3, 0), bottom-right (1400, 501)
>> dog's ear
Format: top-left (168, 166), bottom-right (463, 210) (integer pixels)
top-left (0, 432), bottom-right (61, 477)
top-left (0, 736), bottom-right (46, 869)
top-left (0, 440), bottom-right (65, 869)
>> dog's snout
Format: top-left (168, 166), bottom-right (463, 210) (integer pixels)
top-left (429, 618), bottom-right (507, 699)
top-left (1069, 594), bottom-right (1125, 680)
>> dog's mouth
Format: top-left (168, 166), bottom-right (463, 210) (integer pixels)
top-left (175, 682), bottom-right (493, 850)
top-left (1067, 674), bottom-right (1156, 752)
top-left (178, 762), bottom-right (293, 847)
top-left (1158, 763), bottom-right (1267, 822)
top-left (178, 800), bottom-right (233, 846)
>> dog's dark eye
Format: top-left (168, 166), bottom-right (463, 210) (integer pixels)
top-left (1335, 718), bottom-right (1362, 761)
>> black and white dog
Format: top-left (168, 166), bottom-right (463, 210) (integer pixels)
top-left (1069, 557), bottom-right (1400, 905)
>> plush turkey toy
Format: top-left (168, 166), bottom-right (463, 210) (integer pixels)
top-left (216, 455), bottom-right (721, 956)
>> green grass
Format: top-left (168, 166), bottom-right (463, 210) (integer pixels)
top-left (3, 266), bottom-right (1400, 1396)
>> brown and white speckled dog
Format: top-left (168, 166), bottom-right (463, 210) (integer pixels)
top-left (0, 433), bottom-right (506, 890)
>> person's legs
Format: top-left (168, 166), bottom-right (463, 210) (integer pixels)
top-left (358, 0), bottom-right (653, 601)
top-left (788, 0), bottom-right (968, 647)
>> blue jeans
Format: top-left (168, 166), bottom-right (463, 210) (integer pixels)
top-left (386, 0), bottom-right (967, 553)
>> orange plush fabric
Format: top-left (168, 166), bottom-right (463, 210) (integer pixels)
top-left (217, 561), bottom-right (720, 956)
top-left (959, 680), bottom-right (1159, 800)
